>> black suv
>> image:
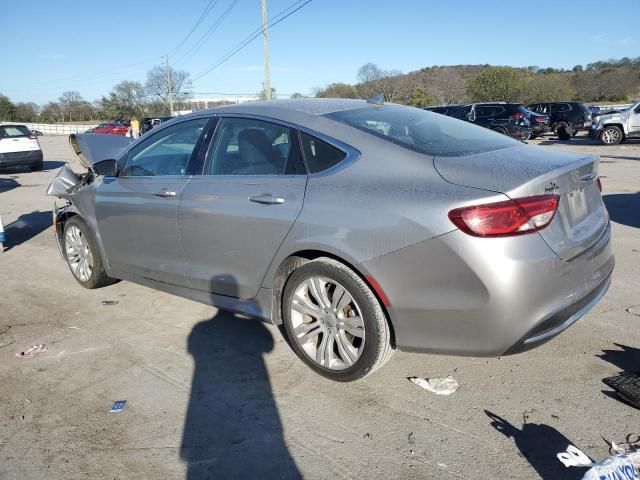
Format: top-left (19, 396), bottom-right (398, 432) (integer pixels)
top-left (424, 104), bottom-right (463, 115)
top-left (527, 101), bottom-right (592, 139)
top-left (448, 103), bottom-right (533, 140)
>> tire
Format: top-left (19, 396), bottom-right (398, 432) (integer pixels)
top-left (556, 123), bottom-right (572, 140)
top-left (529, 134), bottom-right (538, 140)
top-left (491, 127), bottom-right (508, 136)
top-left (31, 162), bottom-right (43, 172)
top-left (281, 257), bottom-right (394, 381)
top-left (599, 126), bottom-right (623, 145)
top-left (62, 216), bottom-right (117, 289)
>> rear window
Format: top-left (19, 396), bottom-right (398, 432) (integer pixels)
top-left (325, 105), bottom-right (518, 157)
top-left (0, 125), bottom-right (32, 138)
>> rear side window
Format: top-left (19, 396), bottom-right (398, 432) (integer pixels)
top-left (206, 117), bottom-right (305, 175)
top-left (300, 132), bottom-right (346, 173)
top-left (0, 126), bottom-right (31, 138)
top-left (326, 105), bottom-right (518, 157)
top-left (550, 103), bottom-right (571, 113)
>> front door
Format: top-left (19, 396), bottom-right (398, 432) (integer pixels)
top-left (178, 116), bottom-right (307, 299)
top-left (95, 117), bottom-right (210, 286)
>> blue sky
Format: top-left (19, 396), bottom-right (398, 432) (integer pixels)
top-left (1, 0), bottom-right (638, 104)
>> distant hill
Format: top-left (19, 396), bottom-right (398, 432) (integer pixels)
top-left (314, 58), bottom-right (640, 106)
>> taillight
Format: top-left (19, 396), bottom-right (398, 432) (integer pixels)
top-left (534, 116), bottom-right (546, 123)
top-left (511, 113), bottom-right (525, 119)
top-left (597, 177), bottom-right (602, 192)
top-left (448, 195), bottom-right (560, 237)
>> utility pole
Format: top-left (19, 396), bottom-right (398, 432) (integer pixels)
top-left (261, 0), bottom-right (271, 100)
top-left (165, 54), bottom-right (174, 115)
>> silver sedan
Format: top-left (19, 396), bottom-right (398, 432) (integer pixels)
top-left (48, 99), bottom-right (614, 381)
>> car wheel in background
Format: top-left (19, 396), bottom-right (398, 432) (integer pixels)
top-left (599, 126), bottom-right (623, 145)
top-left (282, 257), bottom-right (394, 381)
top-left (556, 123), bottom-right (572, 140)
top-left (491, 127), bottom-right (508, 136)
top-left (63, 216), bottom-right (117, 289)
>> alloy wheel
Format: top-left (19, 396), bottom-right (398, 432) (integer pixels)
top-left (289, 276), bottom-right (365, 370)
top-left (65, 225), bottom-right (94, 282)
top-left (602, 128), bottom-right (621, 144)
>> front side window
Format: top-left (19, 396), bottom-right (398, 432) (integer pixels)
top-left (205, 117), bottom-right (303, 175)
top-left (120, 118), bottom-right (207, 177)
top-left (326, 105), bottom-right (518, 157)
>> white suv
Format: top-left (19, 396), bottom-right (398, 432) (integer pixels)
top-left (590, 101), bottom-right (640, 145)
top-left (0, 124), bottom-right (44, 171)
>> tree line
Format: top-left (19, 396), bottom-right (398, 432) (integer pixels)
top-left (315, 57), bottom-right (640, 107)
top-left (0, 64), bottom-right (193, 123)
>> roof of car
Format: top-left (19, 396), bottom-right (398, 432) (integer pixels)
top-left (199, 98), bottom-right (373, 117)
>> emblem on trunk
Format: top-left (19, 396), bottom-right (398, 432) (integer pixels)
top-left (545, 181), bottom-right (559, 193)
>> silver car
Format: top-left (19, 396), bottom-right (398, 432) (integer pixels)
top-left (48, 99), bottom-right (614, 381)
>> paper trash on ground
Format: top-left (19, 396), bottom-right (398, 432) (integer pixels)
top-left (408, 376), bottom-right (459, 395)
top-left (16, 344), bottom-right (48, 358)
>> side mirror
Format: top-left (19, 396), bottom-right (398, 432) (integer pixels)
top-left (92, 158), bottom-right (118, 177)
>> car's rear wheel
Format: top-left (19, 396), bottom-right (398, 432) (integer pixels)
top-left (491, 127), bottom-right (508, 136)
top-left (600, 126), bottom-right (623, 145)
top-left (555, 123), bottom-right (572, 140)
top-left (63, 217), bottom-right (116, 289)
top-left (282, 258), bottom-right (393, 381)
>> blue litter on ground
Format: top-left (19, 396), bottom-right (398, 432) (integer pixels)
top-left (110, 400), bottom-right (127, 413)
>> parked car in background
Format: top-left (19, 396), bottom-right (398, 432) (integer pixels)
top-left (449, 103), bottom-right (533, 140)
top-left (141, 116), bottom-right (174, 134)
top-left (47, 100), bottom-right (613, 381)
top-left (524, 109), bottom-right (550, 139)
top-left (589, 100), bottom-right (640, 145)
top-left (424, 104), bottom-right (463, 116)
top-left (90, 122), bottom-right (130, 136)
top-left (0, 124), bottom-right (44, 171)
top-left (30, 129), bottom-right (43, 136)
top-left (527, 102), bottom-right (592, 139)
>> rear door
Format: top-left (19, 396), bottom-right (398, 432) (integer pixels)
top-left (95, 117), bottom-right (210, 285)
top-left (178, 116), bottom-right (307, 299)
top-left (628, 103), bottom-right (640, 133)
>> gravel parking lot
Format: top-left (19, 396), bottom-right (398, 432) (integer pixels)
top-left (1, 134), bottom-right (638, 479)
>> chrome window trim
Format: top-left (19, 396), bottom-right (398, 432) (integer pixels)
top-left (199, 113), bottom-right (361, 178)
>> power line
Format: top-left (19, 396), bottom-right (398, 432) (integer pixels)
top-left (173, 0), bottom-right (239, 66)
top-left (191, 0), bottom-right (312, 82)
top-left (167, 0), bottom-right (219, 58)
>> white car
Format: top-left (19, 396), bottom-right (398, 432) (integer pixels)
top-left (590, 101), bottom-right (640, 145)
top-left (0, 124), bottom-right (44, 171)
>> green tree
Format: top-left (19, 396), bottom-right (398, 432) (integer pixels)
top-left (467, 67), bottom-right (526, 102)
top-left (572, 64), bottom-right (583, 72)
top-left (14, 102), bottom-right (39, 122)
top-left (407, 86), bottom-right (434, 108)
top-left (314, 83), bottom-right (358, 98)
top-left (0, 94), bottom-right (17, 121)
top-left (522, 74), bottom-right (576, 103)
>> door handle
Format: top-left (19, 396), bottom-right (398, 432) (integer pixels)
top-left (154, 189), bottom-right (177, 198)
top-left (248, 194), bottom-right (285, 205)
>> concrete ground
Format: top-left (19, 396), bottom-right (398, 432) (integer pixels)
top-left (0, 134), bottom-right (638, 480)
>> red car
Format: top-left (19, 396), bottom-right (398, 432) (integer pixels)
top-left (90, 122), bottom-right (130, 136)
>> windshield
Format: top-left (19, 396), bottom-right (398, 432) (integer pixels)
top-left (325, 105), bottom-right (518, 157)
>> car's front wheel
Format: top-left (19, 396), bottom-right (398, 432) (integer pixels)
top-left (282, 258), bottom-right (393, 381)
top-left (63, 216), bottom-right (116, 289)
top-left (600, 126), bottom-right (623, 145)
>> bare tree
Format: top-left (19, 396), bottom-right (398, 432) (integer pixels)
top-left (145, 65), bottom-right (192, 113)
top-left (357, 62), bottom-right (384, 84)
top-left (58, 91), bottom-right (86, 122)
top-left (113, 81), bottom-right (147, 117)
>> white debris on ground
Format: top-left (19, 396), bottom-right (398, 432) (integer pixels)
top-left (15, 344), bottom-right (47, 358)
top-left (408, 376), bottom-right (459, 395)
top-left (557, 444), bottom-right (639, 479)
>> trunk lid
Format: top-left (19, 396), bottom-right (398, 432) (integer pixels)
top-left (434, 144), bottom-right (607, 261)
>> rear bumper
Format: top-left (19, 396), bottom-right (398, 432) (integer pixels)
top-left (0, 150), bottom-right (43, 168)
top-left (361, 221), bottom-right (614, 356)
top-left (532, 124), bottom-right (550, 135)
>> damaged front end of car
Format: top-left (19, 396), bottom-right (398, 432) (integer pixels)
top-left (47, 133), bottom-right (131, 257)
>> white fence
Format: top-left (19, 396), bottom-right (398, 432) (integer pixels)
top-left (7, 123), bottom-right (98, 136)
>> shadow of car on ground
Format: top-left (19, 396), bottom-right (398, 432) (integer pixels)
top-left (603, 193), bottom-right (640, 229)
